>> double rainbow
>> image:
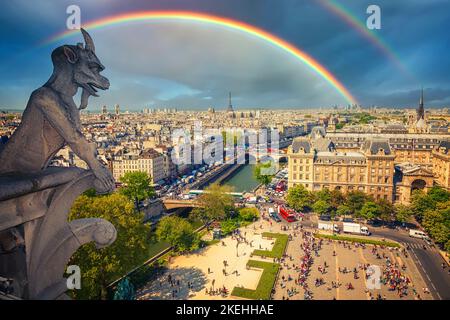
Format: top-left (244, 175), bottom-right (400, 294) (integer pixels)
top-left (318, 0), bottom-right (411, 77)
top-left (45, 11), bottom-right (358, 105)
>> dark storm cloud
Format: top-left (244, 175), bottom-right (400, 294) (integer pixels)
top-left (0, 0), bottom-right (449, 109)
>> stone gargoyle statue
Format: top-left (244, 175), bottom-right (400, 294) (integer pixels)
top-left (0, 29), bottom-right (117, 299)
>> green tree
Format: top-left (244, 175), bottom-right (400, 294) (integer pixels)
top-left (119, 171), bottom-right (155, 211)
top-left (220, 218), bottom-right (240, 235)
top-left (345, 191), bottom-right (369, 216)
top-left (254, 161), bottom-right (275, 186)
top-left (238, 207), bottom-right (260, 222)
top-left (312, 199), bottom-right (332, 215)
top-left (330, 189), bottom-right (346, 209)
top-left (315, 189), bottom-right (332, 203)
top-left (336, 204), bottom-right (352, 217)
top-left (377, 199), bottom-right (395, 222)
top-left (359, 201), bottom-right (381, 221)
top-left (286, 185), bottom-right (314, 212)
top-left (68, 193), bottom-right (150, 300)
top-left (195, 183), bottom-right (235, 221)
top-left (394, 204), bottom-right (413, 223)
top-left (422, 201), bottom-right (450, 245)
top-left (155, 216), bottom-right (198, 252)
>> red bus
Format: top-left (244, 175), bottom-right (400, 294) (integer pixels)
top-left (278, 206), bottom-right (296, 222)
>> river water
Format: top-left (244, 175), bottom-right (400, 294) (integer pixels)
top-left (222, 164), bottom-right (259, 193)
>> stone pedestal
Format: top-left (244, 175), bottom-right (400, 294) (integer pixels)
top-left (0, 167), bottom-right (116, 299)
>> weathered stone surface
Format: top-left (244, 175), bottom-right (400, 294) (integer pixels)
top-left (0, 29), bottom-right (116, 299)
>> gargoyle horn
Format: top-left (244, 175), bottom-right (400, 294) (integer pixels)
top-left (81, 28), bottom-right (95, 53)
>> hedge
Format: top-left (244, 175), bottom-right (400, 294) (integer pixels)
top-left (231, 260), bottom-right (279, 300)
top-left (252, 232), bottom-right (289, 259)
top-left (314, 233), bottom-right (400, 248)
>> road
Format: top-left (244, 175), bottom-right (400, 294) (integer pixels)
top-left (261, 207), bottom-right (450, 300)
top-left (372, 228), bottom-right (450, 300)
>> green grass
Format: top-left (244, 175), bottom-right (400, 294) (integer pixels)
top-left (203, 239), bottom-right (220, 246)
top-left (147, 240), bottom-right (170, 257)
top-left (314, 233), bottom-right (400, 248)
top-left (252, 232), bottom-right (289, 258)
top-left (231, 260), bottom-right (279, 300)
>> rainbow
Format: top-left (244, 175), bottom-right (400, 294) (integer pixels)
top-left (318, 0), bottom-right (411, 77)
top-left (45, 11), bottom-right (357, 105)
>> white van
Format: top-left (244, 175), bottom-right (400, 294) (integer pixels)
top-left (409, 229), bottom-right (429, 240)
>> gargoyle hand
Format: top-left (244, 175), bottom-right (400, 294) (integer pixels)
top-left (92, 162), bottom-right (115, 193)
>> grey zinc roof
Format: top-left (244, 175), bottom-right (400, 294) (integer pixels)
top-left (361, 138), bottom-right (391, 155)
top-left (292, 138), bottom-right (311, 153)
top-left (312, 137), bottom-right (335, 152)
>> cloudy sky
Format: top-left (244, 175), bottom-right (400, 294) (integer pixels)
top-left (0, 0), bottom-right (449, 111)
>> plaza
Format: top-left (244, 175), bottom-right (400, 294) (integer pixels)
top-left (136, 217), bottom-right (433, 300)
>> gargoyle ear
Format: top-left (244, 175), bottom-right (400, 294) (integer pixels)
top-left (63, 46), bottom-right (78, 64)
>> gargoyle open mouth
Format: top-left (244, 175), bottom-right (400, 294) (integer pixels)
top-left (84, 83), bottom-right (102, 97)
top-left (84, 82), bottom-right (108, 97)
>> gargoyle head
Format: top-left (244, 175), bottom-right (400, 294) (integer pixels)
top-left (50, 28), bottom-right (110, 109)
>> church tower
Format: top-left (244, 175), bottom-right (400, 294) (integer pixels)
top-left (417, 88), bottom-right (425, 121)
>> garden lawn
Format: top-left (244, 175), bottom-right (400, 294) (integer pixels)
top-left (231, 260), bottom-right (279, 300)
top-left (252, 232), bottom-right (289, 258)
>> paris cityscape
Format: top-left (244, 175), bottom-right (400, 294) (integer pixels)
top-left (0, 0), bottom-right (449, 309)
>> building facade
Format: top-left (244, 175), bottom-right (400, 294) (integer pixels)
top-left (288, 131), bottom-right (395, 202)
top-left (111, 148), bottom-right (166, 184)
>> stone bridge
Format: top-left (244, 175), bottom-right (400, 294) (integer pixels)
top-left (162, 199), bottom-right (202, 210)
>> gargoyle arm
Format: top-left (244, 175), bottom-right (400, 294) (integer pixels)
top-left (34, 93), bottom-right (99, 170)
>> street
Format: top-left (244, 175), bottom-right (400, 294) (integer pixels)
top-left (372, 228), bottom-right (450, 300)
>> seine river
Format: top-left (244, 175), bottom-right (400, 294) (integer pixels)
top-left (222, 164), bottom-right (260, 193)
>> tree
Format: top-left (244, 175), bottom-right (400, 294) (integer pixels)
top-left (359, 201), bottom-right (381, 221)
top-left (119, 171), bottom-right (155, 211)
top-left (286, 185), bottom-right (314, 212)
top-left (345, 191), bottom-right (369, 216)
top-left (68, 193), bottom-right (150, 300)
top-left (330, 189), bottom-right (346, 209)
top-left (336, 204), bottom-right (352, 217)
top-left (410, 189), bottom-right (436, 221)
top-left (238, 207), bottom-right (259, 222)
top-left (315, 189), bottom-right (332, 203)
top-left (377, 199), bottom-right (395, 222)
top-left (422, 201), bottom-right (450, 246)
top-left (312, 200), bottom-right (332, 216)
top-left (195, 183), bottom-right (235, 221)
top-left (155, 216), bottom-right (198, 252)
top-left (394, 204), bottom-right (413, 223)
top-left (254, 161), bottom-right (275, 186)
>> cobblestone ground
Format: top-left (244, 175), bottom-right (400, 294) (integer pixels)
top-left (273, 228), bottom-right (433, 300)
top-left (136, 218), bottom-right (433, 300)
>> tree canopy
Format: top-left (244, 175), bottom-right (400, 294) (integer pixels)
top-left (194, 183), bottom-right (235, 221)
top-left (68, 193), bottom-right (150, 300)
top-left (119, 171), bottom-right (155, 210)
top-left (155, 216), bottom-right (199, 252)
top-left (286, 184), bottom-right (314, 212)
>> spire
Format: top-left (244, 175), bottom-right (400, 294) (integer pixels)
top-left (227, 91), bottom-right (234, 112)
top-left (417, 87), bottom-right (424, 121)
top-left (420, 87), bottom-right (424, 106)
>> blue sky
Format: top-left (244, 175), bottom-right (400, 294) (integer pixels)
top-left (0, 0), bottom-right (449, 111)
